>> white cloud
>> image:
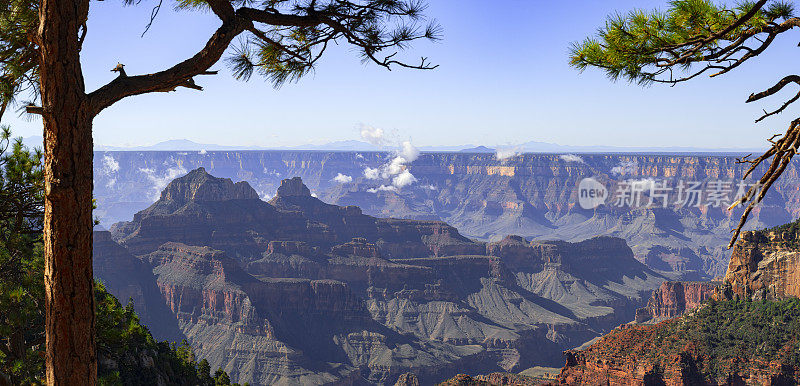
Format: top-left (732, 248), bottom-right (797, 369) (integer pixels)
top-left (374, 152), bottom-right (419, 189)
top-left (374, 141), bottom-right (419, 180)
top-left (360, 125), bottom-right (386, 146)
top-left (421, 184), bottom-right (437, 190)
top-left (333, 173), bottom-right (353, 183)
top-left (259, 191), bottom-right (273, 201)
top-left (355, 153), bottom-right (365, 160)
top-left (139, 164), bottom-right (188, 200)
top-left (392, 169), bottom-right (417, 188)
top-left (382, 156), bottom-right (407, 178)
top-left (199, 149), bottom-right (208, 155)
top-left (263, 168), bottom-right (281, 177)
top-left (101, 155), bottom-right (120, 174)
top-left (367, 185), bottom-right (398, 193)
top-left (358, 125), bottom-right (421, 190)
top-left (364, 167), bottom-right (380, 179)
top-left (100, 155), bottom-right (120, 188)
top-left (611, 160), bottom-right (638, 176)
top-left (495, 146), bottom-right (522, 162)
top-left (400, 141), bottom-right (420, 163)
top-left (560, 154), bottom-right (584, 163)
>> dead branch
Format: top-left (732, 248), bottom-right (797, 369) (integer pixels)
top-left (729, 118), bottom-right (800, 248)
top-left (25, 105), bottom-right (43, 115)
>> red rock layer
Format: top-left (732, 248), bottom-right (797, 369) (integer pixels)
top-left (557, 223), bottom-right (800, 386)
top-left (723, 229), bottom-right (800, 300)
top-left (635, 281), bottom-right (719, 322)
top-left (556, 320), bottom-right (799, 386)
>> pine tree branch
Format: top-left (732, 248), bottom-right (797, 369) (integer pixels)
top-left (25, 105), bottom-right (43, 115)
top-left (236, 7), bottom-right (323, 27)
top-left (88, 0), bottom-right (437, 114)
top-left (0, 100), bottom-right (7, 123)
top-left (87, 17), bottom-right (245, 115)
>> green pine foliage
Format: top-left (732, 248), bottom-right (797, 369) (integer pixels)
top-left (95, 282), bottom-right (244, 386)
top-left (569, 0), bottom-right (795, 84)
top-left (0, 127), bottom-right (241, 385)
top-left (765, 217), bottom-right (800, 237)
top-left (749, 217), bottom-right (800, 248)
top-left (0, 0), bottom-right (39, 115)
top-left (201, 0), bottom-right (441, 87)
top-left (602, 298), bottom-right (800, 382)
top-left (661, 298), bottom-right (800, 379)
top-left (0, 126), bottom-right (44, 385)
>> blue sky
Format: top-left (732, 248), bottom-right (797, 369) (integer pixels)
top-left (5, 0), bottom-right (800, 148)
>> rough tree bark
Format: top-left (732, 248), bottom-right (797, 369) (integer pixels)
top-left (38, 0), bottom-right (96, 384)
top-left (28, 1), bottom-right (433, 383)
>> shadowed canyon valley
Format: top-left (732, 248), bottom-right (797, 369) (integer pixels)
top-left (90, 151), bottom-right (800, 384)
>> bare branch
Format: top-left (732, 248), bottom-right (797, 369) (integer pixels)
top-left (728, 118), bottom-right (800, 248)
top-left (0, 100), bottom-right (7, 123)
top-left (756, 90), bottom-right (800, 123)
top-left (141, 0), bottom-right (164, 37)
top-left (25, 105), bottom-right (43, 115)
top-left (747, 75), bottom-right (800, 103)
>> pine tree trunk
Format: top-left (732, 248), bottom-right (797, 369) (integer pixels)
top-left (38, 0), bottom-right (96, 384)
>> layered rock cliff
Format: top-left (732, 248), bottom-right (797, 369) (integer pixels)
top-left (557, 300), bottom-right (800, 385)
top-left (634, 280), bottom-right (719, 323)
top-left (556, 219), bottom-right (800, 385)
top-left (94, 169), bottom-right (667, 385)
top-left (93, 151), bottom-right (800, 279)
top-left (722, 221), bottom-right (800, 300)
top-left (111, 169), bottom-right (486, 261)
top-left (92, 231), bottom-right (185, 341)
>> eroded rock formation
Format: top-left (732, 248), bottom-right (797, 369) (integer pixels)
top-left (94, 169), bottom-right (666, 385)
top-left (634, 280), bottom-right (719, 323)
top-left (556, 220), bottom-right (800, 385)
top-left (723, 226), bottom-right (800, 300)
top-left (93, 151), bottom-right (800, 279)
top-left (556, 319), bottom-right (800, 386)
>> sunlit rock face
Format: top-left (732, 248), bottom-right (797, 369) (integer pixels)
top-left (556, 219), bottom-right (800, 386)
top-left (94, 169), bottom-right (668, 385)
top-left (558, 327), bottom-right (800, 386)
top-left (722, 226), bottom-right (800, 301)
top-left (634, 280), bottom-right (720, 323)
top-left (93, 151), bottom-right (800, 279)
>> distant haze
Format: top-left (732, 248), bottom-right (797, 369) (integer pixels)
top-left (21, 136), bottom-right (766, 154)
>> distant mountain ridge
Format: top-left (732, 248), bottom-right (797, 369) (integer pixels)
top-left (15, 135), bottom-right (766, 153)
